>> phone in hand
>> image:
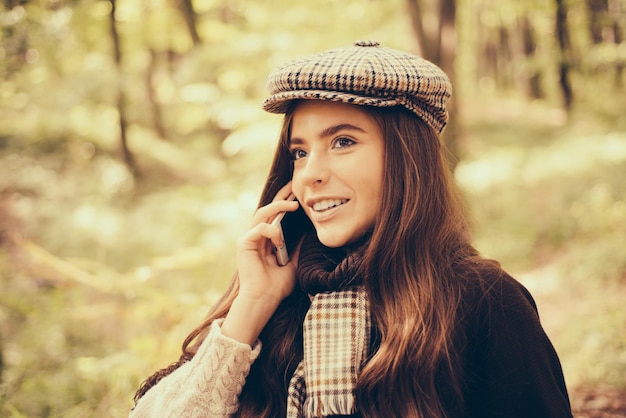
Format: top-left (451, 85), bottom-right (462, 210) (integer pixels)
top-left (271, 194), bottom-right (297, 266)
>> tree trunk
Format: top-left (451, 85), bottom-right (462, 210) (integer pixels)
top-left (405, 0), bottom-right (434, 60)
top-left (177, 0), bottom-right (202, 47)
top-left (519, 15), bottom-right (544, 99)
top-left (437, 0), bottom-right (460, 168)
top-left (146, 49), bottom-right (167, 140)
top-left (555, 0), bottom-right (574, 112)
top-left (109, 0), bottom-right (138, 176)
top-left (609, 0), bottom-right (624, 86)
top-left (0, 333), bottom-right (3, 383)
top-left (587, 0), bottom-right (608, 45)
top-left (438, 0), bottom-right (456, 81)
top-left (497, 25), bottom-right (514, 90)
top-left (482, 36), bottom-right (498, 87)
top-left (405, 0), bottom-right (460, 167)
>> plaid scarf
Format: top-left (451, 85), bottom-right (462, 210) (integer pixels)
top-left (287, 235), bottom-right (371, 418)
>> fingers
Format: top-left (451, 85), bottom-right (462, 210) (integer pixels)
top-left (251, 184), bottom-right (299, 226)
top-left (272, 182), bottom-right (295, 203)
top-left (251, 200), bottom-right (299, 227)
top-left (240, 183), bottom-right (301, 268)
top-left (240, 221), bottom-right (283, 253)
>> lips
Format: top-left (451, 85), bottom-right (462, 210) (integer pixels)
top-left (311, 199), bottom-right (348, 212)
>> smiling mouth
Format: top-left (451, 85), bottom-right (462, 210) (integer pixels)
top-left (312, 199), bottom-right (348, 212)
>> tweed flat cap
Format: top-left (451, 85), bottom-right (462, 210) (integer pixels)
top-left (262, 40), bottom-right (452, 133)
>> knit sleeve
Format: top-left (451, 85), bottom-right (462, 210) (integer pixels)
top-left (464, 274), bottom-right (573, 418)
top-left (129, 320), bottom-right (261, 418)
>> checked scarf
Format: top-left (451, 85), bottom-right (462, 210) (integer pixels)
top-left (287, 234), bottom-right (371, 418)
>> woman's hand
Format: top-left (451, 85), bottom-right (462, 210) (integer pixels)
top-left (222, 183), bottom-right (300, 345)
top-left (237, 183), bottom-right (300, 302)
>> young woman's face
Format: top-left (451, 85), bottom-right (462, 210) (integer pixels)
top-left (289, 100), bottom-right (385, 248)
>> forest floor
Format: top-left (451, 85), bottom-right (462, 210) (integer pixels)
top-left (571, 385), bottom-right (626, 418)
top-left (532, 284), bottom-right (626, 417)
top-left (521, 261), bottom-right (626, 418)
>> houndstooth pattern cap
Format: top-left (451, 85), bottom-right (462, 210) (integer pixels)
top-left (263, 40), bottom-right (452, 134)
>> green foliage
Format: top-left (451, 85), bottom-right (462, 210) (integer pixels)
top-left (457, 96), bottom-right (626, 389)
top-left (1, 0), bottom-right (625, 416)
top-left (0, 1), bottom-right (412, 416)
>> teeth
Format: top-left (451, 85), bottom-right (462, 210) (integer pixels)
top-left (312, 199), bottom-right (347, 212)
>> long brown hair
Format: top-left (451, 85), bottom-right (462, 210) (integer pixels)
top-left (134, 103), bottom-right (497, 417)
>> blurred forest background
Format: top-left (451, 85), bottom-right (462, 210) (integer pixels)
top-left (1, 0), bottom-right (625, 416)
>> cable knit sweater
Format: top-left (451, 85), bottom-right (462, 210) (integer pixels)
top-left (129, 320), bottom-right (261, 418)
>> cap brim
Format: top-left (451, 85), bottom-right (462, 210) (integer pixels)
top-left (262, 90), bottom-right (400, 114)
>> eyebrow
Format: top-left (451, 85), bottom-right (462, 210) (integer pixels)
top-left (290, 123), bottom-right (367, 145)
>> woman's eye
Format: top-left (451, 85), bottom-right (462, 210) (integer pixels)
top-left (291, 149), bottom-right (307, 160)
top-left (333, 137), bottom-right (355, 149)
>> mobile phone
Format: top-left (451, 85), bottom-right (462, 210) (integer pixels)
top-left (271, 194), bottom-right (297, 266)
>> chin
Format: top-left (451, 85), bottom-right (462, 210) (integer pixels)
top-left (315, 231), bottom-right (350, 248)
top-left (316, 227), bottom-right (367, 248)
top-left (317, 237), bottom-right (346, 248)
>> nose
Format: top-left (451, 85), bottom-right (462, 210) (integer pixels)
top-left (294, 152), bottom-right (329, 187)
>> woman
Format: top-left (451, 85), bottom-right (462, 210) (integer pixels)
top-left (130, 41), bottom-right (573, 417)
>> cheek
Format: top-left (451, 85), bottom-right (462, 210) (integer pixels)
top-left (355, 177), bottom-right (383, 220)
top-left (291, 181), bottom-right (305, 208)
top-left (363, 192), bottom-right (382, 225)
top-left (363, 173), bottom-right (384, 221)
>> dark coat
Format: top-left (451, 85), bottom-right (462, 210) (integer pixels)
top-left (447, 271), bottom-right (573, 418)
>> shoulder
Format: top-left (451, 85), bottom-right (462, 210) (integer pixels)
top-left (455, 263), bottom-right (555, 370)
top-left (460, 265), bottom-right (540, 327)
top-left (455, 265), bottom-right (573, 417)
